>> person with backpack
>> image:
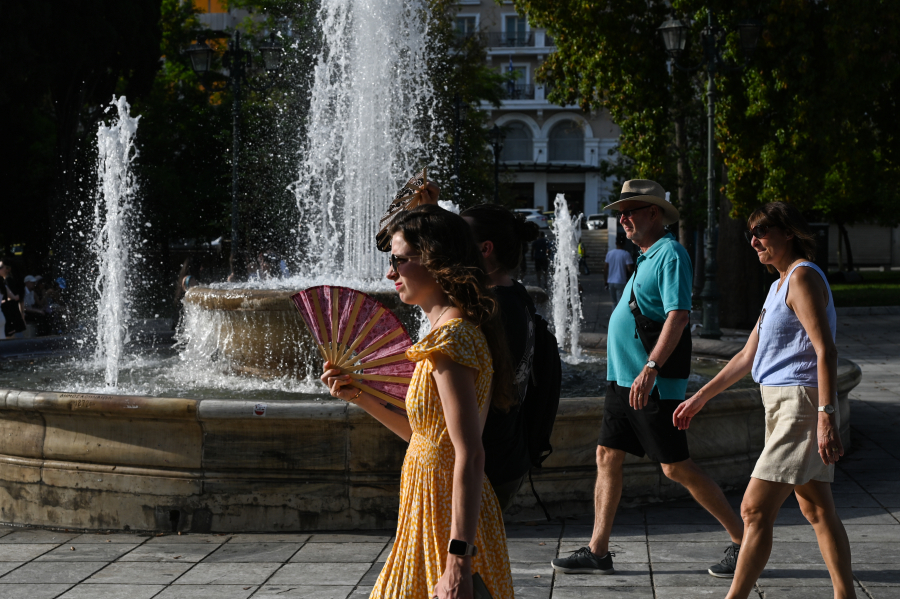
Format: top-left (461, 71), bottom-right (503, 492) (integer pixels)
top-left (462, 204), bottom-right (562, 512)
top-left (551, 180), bottom-right (745, 578)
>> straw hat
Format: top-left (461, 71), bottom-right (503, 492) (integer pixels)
top-left (605, 179), bottom-right (680, 226)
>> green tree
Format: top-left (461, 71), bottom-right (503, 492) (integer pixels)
top-left (717, 0), bottom-right (900, 271)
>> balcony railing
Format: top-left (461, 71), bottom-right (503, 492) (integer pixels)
top-left (504, 83), bottom-right (536, 100)
top-left (486, 31), bottom-right (535, 48)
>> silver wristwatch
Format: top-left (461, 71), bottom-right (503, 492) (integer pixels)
top-left (646, 360), bottom-right (658, 371)
top-left (817, 404), bottom-right (835, 415)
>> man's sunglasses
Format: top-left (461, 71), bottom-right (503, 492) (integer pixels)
top-left (389, 254), bottom-right (418, 272)
top-left (616, 205), bottom-right (653, 220)
top-left (744, 224), bottom-right (770, 244)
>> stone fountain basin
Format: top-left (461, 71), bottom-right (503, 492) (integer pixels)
top-left (0, 358), bottom-right (859, 532)
top-left (181, 287), bottom-right (424, 379)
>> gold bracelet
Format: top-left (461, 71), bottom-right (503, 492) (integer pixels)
top-left (350, 388), bottom-right (363, 402)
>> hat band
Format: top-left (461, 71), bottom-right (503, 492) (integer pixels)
top-left (620, 191), bottom-right (661, 200)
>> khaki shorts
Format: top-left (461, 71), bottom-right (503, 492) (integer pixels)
top-left (751, 385), bottom-right (838, 485)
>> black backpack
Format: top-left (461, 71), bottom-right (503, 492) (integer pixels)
top-left (513, 284), bottom-right (562, 468)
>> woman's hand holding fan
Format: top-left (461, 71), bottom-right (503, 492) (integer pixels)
top-left (292, 285), bottom-right (416, 411)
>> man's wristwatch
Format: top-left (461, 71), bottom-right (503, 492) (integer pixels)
top-left (447, 539), bottom-right (478, 557)
top-left (646, 360), bottom-right (658, 371)
top-left (817, 404), bottom-right (835, 415)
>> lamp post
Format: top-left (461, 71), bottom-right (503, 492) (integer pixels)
top-left (659, 12), bottom-right (761, 339)
top-left (185, 31), bottom-right (283, 269)
top-left (490, 124), bottom-right (504, 203)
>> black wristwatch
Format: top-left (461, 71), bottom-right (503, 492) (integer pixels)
top-left (646, 360), bottom-right (658, 371)
top-left (447, 539), bottom-right (478, 557)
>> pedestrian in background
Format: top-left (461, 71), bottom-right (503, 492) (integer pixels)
top-left (673, 202), bottom-right (855, 599)
top-left (0, 259), bottom-right (26, 338)
top-left (604, 235), bottom-right (634, 305)
top-left (462, 203), bottom-right (539, 510)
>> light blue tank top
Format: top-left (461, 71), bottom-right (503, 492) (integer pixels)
top-left (751, 262), bottom-right (836, 387)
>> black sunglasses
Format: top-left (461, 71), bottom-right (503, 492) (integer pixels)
top-left (389, 254), bottom-right (418, 272)
top-left (616, 205), bottom-right (654, 220)
top-left (744, 224), bottom-right (770, 244)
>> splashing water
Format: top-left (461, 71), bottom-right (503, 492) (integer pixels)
top-left (292, 0), bottom-right (443, 280)
top-left (92, 96), bottom-right (140, 387)
top-left (549, 194), bottom-right (584, 361)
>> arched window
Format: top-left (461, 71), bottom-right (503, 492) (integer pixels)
top-left (548, 120), bottom-right (584, 162)
top-left (500, 121), bottom-right (533, 162)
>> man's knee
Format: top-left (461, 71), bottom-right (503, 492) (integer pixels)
top-left (596, 445), bottom-right (625, 469)
top-left (660, 459), bottom-right (700, 484)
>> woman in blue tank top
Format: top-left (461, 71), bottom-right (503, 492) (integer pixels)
top-left (671, 202), bottom-right (855, 599)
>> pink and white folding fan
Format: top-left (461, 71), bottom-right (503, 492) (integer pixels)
top-left (291, 285), bottom-right (415, 410)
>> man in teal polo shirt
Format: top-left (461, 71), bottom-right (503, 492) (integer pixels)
top-left (552, 180), bottom-right (745, 578)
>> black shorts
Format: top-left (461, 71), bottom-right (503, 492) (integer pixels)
top-left (598, 381), bottom-right (691, 464)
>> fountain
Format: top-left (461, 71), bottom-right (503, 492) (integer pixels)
top-left (549, 193), bottom-right (584, 360)
top-left (92, 96), bottom-right (141, 387)
top-left (0, 2), bottom-right (861, 532)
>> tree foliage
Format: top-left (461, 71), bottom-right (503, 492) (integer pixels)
top-left (514, 0), bottom-right (900, 231)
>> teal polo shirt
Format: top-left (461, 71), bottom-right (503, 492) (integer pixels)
top-left (606, 233), bottom-right (693, 400)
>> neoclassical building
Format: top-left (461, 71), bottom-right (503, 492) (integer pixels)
top-left (458, 1), bottom-right (621, 214)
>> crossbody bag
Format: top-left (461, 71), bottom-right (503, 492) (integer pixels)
top-left (628, 260), bottom-right (692, 379)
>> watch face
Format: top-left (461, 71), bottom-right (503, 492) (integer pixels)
top-left (448, 540), bottom-right (468, 555)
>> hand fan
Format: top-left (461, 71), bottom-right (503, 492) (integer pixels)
top-left (375, 168), bottom-right (430, 252)
top-left (291, 285), bottom-right (416, 410)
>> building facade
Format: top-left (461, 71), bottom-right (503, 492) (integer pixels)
top-left (457, 1), bottom-right (621, 215)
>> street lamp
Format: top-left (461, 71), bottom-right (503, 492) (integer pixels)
top-left (186, 31), bottom-right (284, 269)
top-left (490, 124), bottom-right (504, 203)
top-left (659, 12), bottom-right (761, 339)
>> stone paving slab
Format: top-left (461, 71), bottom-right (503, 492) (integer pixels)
top-left (86, 562), bottom-right (194, 584)
top-left (0, 561), bottom-right (104, 584)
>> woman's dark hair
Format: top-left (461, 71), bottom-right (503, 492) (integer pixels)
top-left (387, 204), bottom-right (517, 412)
top-left (460, 204), bottom-right (540, 272)
top-left (748, 202), bottom-right (817, 273)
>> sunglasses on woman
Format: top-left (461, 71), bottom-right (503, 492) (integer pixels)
top-left (744, 224), bottom-right (770, 244)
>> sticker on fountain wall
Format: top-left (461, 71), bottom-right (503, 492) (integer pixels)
top-left (253, 403), bottom-right (267, 416)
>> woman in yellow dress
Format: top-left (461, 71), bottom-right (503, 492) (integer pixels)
top-left (322, 204), bottom-right (516, 599)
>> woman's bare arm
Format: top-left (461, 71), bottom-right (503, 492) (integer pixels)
top-left (432, 351), bottom-right (482, 599)
top-left (672, 320), bottom-right (761, 430)
top-left (787, 267), bottom-right (842, 464)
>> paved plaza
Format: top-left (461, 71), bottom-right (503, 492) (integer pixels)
top-left (1, 276), bottom-right (898, 598)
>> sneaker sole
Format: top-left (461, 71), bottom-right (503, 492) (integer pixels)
top-left (551, 564), bottom-right (615, 575)
top-left (707, 569), bottom-right (735, 579)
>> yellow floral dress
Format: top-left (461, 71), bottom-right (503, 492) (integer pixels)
top-left (369, 318), bottom-right (515, 599)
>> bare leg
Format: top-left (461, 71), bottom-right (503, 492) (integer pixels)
top-left (662, 459), bottom-right (745, 544)
top-left (725, 477), bottom-right (795, 599)
top-left (589, 445), bottom-right (625, 556)
top-left (794, 481), bottom-right (856, 599)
